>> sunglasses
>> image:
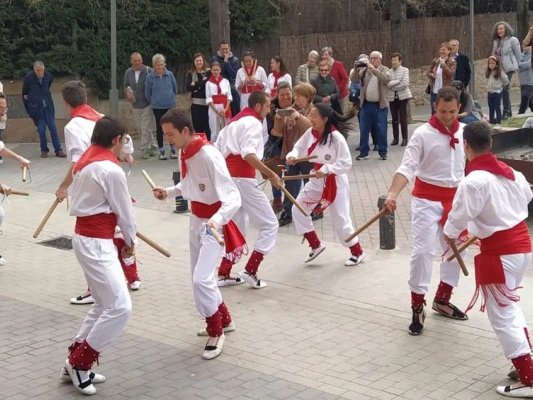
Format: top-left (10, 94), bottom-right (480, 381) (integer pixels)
top-left (319, 69), bottom-right (329, 72)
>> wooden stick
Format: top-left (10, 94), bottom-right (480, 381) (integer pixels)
top-left (345, 208), bottom-right (387, 243)
top-left (22, 166), bottom-right (28, 182)
top-left (279, 185), bottom-right (308, 216)
top-left (136, 231), bottom-right (171, 258)
top-left (208, 227), bottom-right (225, 246)
top-left (294, 155), bottom-right (318, 163)
top-left (141, 170), bottom-right (157, 190)
top-left (450, 241), bottom-right (469, 276)
top-left (1, 189), bottom-right (29, 196)
top-left (282, 173), bottom-right (317, 181)
top-left (446, 236), bottom-right (478, 262)
top-left (33, 199), bottom-right (60, 238)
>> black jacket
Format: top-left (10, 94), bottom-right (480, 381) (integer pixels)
top-left (22, 70), bottom-right (55, 120)
top-left (454, 53), bottom-right (471, 88)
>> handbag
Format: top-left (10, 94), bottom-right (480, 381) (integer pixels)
top-left (262, 136), bottom-right (283, 178)
top-left (425, 84), bottom-right (431, 95)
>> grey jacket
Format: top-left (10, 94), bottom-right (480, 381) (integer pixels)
top-left (387, 65), bottom-right (412, 101)
top-left (492, 36), bottom-right (521, 73)
top-left (518, 50), bottom-right (533, 86)
top-left (123, 65), bottom-right (152, 108)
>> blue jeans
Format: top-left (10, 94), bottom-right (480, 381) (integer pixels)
top-left (487, 92), bottom-right (502, 124)
top-left (359, 101), bottom-right (388, 156)
top-left (430, 92), bottom-right (437, 114)
top-left (36, 106), bottom-right (62, 153)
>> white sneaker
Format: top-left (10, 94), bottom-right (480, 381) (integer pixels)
top-left (345, 252), bottom-right (366, 266)
top-left (202, 334), bottom-right (225, 360)
top-left (129, 280), bottom-right (141, 290)
top-left (70, 292), bottom-right (94, 305)
top-left (60, 365), bottom-right (106, 384)
top-left (0, 256), bottom-right (5, 266)
top-left (304, 245), bottom-right (326, 263)
top-left (496, 384), bottom-right (533, 397)
top-left (197, 321), bottom-right (236, 337)
top-left (494, 124), bottom-right (502, 130)
top-left (63, 360), bottom-right (97, 395)
top-left (217, 275), bottom-right (244, 287)
top-left (238, 270), bottom-right (267, 289)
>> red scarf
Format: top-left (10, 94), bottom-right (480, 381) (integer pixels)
top-left (245, 64), bottom-right (256, 77)
top-left (208, 75), bottom-right (223, 95)
top-left (180, 134), bottom-right (208, 178)
top-left (271, 71), bottom-right (283, 98)
top-left (307, 129), bottom-right (321, 155)
top-left (465, 152), bottom-right (515, 180)
top-left (229, 107), bottom-right (263, 124)
top-left (73, 145), bottom-right (120, 174)
top-left (306, 129), bottom-right (337, 211)
top-left (428, 114), bottom-right (460, 149)
top-left (70, 104), bottom-right (103, 122)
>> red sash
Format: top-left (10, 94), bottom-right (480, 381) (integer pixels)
top-left (466, 221), bottom-right (532, 313)
top-left (70, 104), bottom-right (103, 122)
top-left (243, 84), bottom-right (263, 94)
top-left (75, 213), bottom-right (117, 239)
top-left (412, 177), bottom-right (457, 226)
top-left (191, 201), bottom-right (247, 263)
top-left (225, 154), bottom-right (255, 178)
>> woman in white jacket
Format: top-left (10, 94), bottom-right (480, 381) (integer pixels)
top-left (492, 21), bottom-right (522, 119)
top-left (387, 53), bottom-right (412, 146)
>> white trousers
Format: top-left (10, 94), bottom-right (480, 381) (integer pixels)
top-left (485, 253), bottom-right (532, 359)
top-left (409, 197), bottom-right (462, 294)
top-left (0, 205), bottom-right (4, 227)
top-left (72, 234), bottom-right (132, 352)
top-left (208, 105), bottom-right (227, 143)
top-left (132, 105), bottom-right (156, 151)
top-left (292, 174), bottom-right (358, 247)
top-left (232, 178), bottom-right (278, 255)
top-left (189, 216), bottom-right (224, 317)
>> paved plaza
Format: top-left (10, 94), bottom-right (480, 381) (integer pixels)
top-left (1, 106), bottom-right (533, 399)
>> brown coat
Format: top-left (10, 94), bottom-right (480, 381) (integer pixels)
top-left (427, 57), bottom-right (457, 89)
top-left (272, 111), bottom-right (312, 159)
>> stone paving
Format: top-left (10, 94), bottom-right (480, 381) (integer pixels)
top-left (0, 106), bottom-right (532, 399)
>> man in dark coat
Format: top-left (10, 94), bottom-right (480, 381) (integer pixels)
top-left (22, 61), bottom-right (65, 158)
top-left (210, 40), bottom-right (240, 116)
top-left (450, 39), bottom-right (471, 89)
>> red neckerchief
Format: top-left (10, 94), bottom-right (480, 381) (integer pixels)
top-left (466, 152), bottom-right (515, 180)
top-left (208, 75), bottom-right (223, 95)
top-left (308, 129), bottom-right (321, 155)
top-left (271, 71), bottom-right (283, 97)
top-left (180, 133), bottom-right (208, 178)
top-left (229, 107), bottom-right (263, 124)
top-left (70, 104), bottom-right (103, 122)
top-left (245, 64), bottom-right (256, 77)
top-left (428, 114), bottom-right (460, 149)
top-left (73, 145), bottom-right (120, 174)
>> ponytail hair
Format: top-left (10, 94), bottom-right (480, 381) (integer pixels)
top-left (312, 103), bottom-right (334, 145)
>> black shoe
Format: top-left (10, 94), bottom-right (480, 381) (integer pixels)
top-left (391, 139), bottom-right (399, 146)
top-left (379, 154), bottom-right (387, 160)
top-left (355, 146), bottom-right (360, 151)
top-left (372, 145), bottom-right (378, 151)
top-left (311, 209), bottom-right (324, 221)
top-left (409, 305), bottom-right (426, 336)
top-left (432, 299), bottom-right (468, 320)
top-left (401, 139), bottom-right (408, 146)
top-left (278, 211), bottom-right (292, 226)
top-left (356, 154), bottom-right (369, 160)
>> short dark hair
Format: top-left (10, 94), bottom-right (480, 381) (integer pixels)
top-left (248, 91), bottom-right (269, 108)
top-left (61, 80), bottom-right (87, 108)
top-left (436, 86), bottom-right (460, 104)
top-left (160, 107), bottom-right (194, 133)
top-left (219, 40), bottom-right (229, 46)
top-left (271, 55), bottom-right (287, 75)
top-left (391, 52), bottom-right (402, 61)
top-left (91, 116), bottom-right (126, 148)
top-left (277, 82), bottom-right (292, 93)
top-left (463, 121), bottom-right (492, 153)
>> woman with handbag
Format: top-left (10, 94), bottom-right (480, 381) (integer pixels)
top-left (186, 53), bottom-right (211, 139)
top-left (427, 42), bottom-right (456, 114)
top-left (388, 52), bottom-right (412, 146)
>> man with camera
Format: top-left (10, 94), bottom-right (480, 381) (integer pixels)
top-left (355, 51), bottom-right (391, 161)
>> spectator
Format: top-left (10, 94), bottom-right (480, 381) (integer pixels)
top-left (295, 50), bottom-right (319, 85)
top-left (387, 52), bottom-right (412, 146)
top-left (449, 39), bottom-right (471, 89)
top-left (321, 46), bottom-right (349, 112)
top-left (352, 54), bottom-right (377, 150)
top-left (267, 55), bottom-right (292, 98)
top-left (145, 53), bottom-right (178, 160)
top-left (22, 61), bottom-right (66, 158)
top-left (235, 49), bottom-right (268, 112)
top-left (206, 61), bottom-right (232, 143)
top-left (0, 81), bottom-right (5, 164)
top-left (185, 53), bottom-right (212, 140)
top-left (312, 60), bottom-right (342, 114)
top-left (427, 42), bottom-right (457, 114)
top-left (452, 80), bottom-right (479, 124)
top-left (518, 45), bottom-right (533, 115)
top-left (356, 51), bottom-right (392, 161)
top-left (492, 22), bottom-right (521, 120)
top-left (123, 52), bottom-right (157, 159)
top-left (485, 56), bottom-right (509, 128)
top-left (210, 40), bottom-right (240, 116)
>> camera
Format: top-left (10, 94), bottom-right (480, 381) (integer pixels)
top-left (354, 58), bottom-right (369, 68)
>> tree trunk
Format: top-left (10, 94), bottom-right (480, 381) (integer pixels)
top-left (517, 0), bottom-right (529, 43)
top-left (209, 0), bottom-right (231, 53)
top-left (390, 0), bottom-right (407, 61)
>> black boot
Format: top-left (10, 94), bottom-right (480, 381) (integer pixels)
top-left (391, 138), bottom-right (399, 146)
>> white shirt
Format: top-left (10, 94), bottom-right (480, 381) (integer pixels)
top-left (286, 129), bottom-right (352, 176)
top-left (444, 167), bottom-right (532, 239)
top-left (266, 73), bottom-right (292, 95)
top-left (205, 78), bottom-right (233, 105)
top-left (65, 117), bottom-right (98, 163)
top-left (396, 122), bottom-right (465, 187)
top-left (165, 144), bottom-right (241, 227)
top-left (134, 70), bottom-right (140, 83)
top-left (215, 115), bottom-right (264, 160)
top-left (70, 160), bottom-right (137, 246)
top-left (235, 66), bottom-right (268, 94)
top-left (433, 65), bottom-right (443, 94)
